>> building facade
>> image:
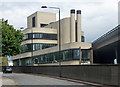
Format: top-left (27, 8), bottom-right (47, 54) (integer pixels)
top-left (12, 9), bottom-right (93, 66)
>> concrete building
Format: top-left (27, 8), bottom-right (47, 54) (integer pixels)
top-left (12, 9), bottom-right (93, 66)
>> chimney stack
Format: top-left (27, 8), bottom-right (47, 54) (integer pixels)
top-left (76, 10), bottom-right (82, 42)
top-left (70, 9), bottom-right (75, 43)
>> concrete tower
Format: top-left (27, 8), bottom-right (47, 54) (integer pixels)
top-left (70, 9), bottom-right (75, 43)
top-left (76, 10), bottom-right (82, 42)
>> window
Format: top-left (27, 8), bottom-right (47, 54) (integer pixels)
top-left (81, 36), bottom-right (85, 42)
top-left (33, 44), bottom-right (35, 51)
top-left (34, 58), bottom-right (38, 64)
top-left (75, 20), bottom-right (77, 42)
top-left (81, 50), bottom-right (90, 62)
top-left (32, 17), bottom-right (35, 27)
top-left (40, 34), bottom-right (43, 38)
top-left (73, 50), bottom-right (79, 59)
top-left (24, 33), bottom-right (57, 40)
top-left (40, 24), bottom-right (48, 27)
top-left (21, 43), bottom-right (57, 53)
top-left (29, 33), bottom-right (33, 39)
top-left (16, 49), bottom-right (91, 66)
top-left (33, 34), bottom-right (35, 38)
top-left (24, 34), bottom-right (28, 39)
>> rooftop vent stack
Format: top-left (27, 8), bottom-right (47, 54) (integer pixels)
top-left (70, 9), bottom-right (75, 43)
top-left (77, 10), bottom-right (81, 42)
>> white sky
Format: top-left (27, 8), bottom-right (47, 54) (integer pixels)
top-left (0, 0), bottom-right (119, 42)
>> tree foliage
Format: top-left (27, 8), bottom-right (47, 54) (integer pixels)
top-left (0, 56), bottom-right (8, 66)
top-left (0, 20), bottom-right (2, 57)
top-left (1, 19), bottom-right (24, 56)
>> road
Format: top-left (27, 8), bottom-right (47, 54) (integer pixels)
top-left (1, 72), bottom-right (95, 87)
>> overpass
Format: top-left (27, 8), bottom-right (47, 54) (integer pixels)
top-left (92, 25), bottom-right (120, 64)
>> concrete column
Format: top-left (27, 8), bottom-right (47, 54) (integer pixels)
top-left (77, 10), bottom-right (82, 42)
top-left (19, 59), bottom-right (21, 66)
top-left (79, 47), bottom-right (82, 64)
top-left (117, 45), bottom-right (120, 64)
top-left (70, 9), bottom-right (75, 42)
top-left (90, 49), bottom-right (93, 64)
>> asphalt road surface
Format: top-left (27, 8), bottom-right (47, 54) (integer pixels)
top-left (1, 72), bottom-right (95, 87)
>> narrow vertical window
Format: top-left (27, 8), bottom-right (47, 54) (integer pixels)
top-left (33, 44), bottom-right (35, 51)
top-left (81, 36), bottom-right (85, 42)
top-left (75, 20), bottom-right (77, 42)
top-left (33, 34), bottom-right (35, 38)
top-left (32, 17), bottom-right (35, 27)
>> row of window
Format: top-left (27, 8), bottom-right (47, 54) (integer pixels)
top-left (24, 33), bottom-right (84, 42)
top-left (24, 33), bottom-right (57, 40)
top-left (13, 49), bottom-right (90, 66)
top-left (21, 43), bottom-right (57, 53)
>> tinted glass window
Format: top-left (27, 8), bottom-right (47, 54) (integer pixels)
top-left (81, 36), bottom-right (85, 42)
top-left (32, 17), bottom-right (35, 27)
top-left (40, 24), bottom-right (48, 27)
top-left (21, 43), bottom-right (57, 53)
top-left (15, 49), bottom-right (90, 66)
top-left (24, 33), bottom-right (57, 40)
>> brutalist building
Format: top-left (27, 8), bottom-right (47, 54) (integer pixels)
top-left (12, 9), bottom-right (93, 66)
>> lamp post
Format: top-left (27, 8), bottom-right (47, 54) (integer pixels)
top-left (41, 6), bottom-right (61, 77)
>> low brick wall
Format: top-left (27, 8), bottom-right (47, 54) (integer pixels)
top-left (12, 65), bottom-right (120, 86)
top-left (118, 66), bottom-right (120, 86)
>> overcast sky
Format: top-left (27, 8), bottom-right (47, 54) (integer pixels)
top-left (0, 0), bottom-right (119, 42)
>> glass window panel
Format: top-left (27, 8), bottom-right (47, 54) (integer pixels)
top-left (81, 36), bottom-right (85, 42)
top-left (63, 51), bottom-right (66, 60)
top-left (32, 17), bottom-right (35, 27)
top-left (24, 33), bottom-right (57, 40)
top-left (33, 34), bottom-right (35, 38)
top-left (81, 50), bottom-right (90, 62)
top-left (73, 49), bottom-right (79, 59)
top-left (33, 44), bottom-right (35, 51)
top-left (39, 34), bottom-right (42, 38)
top-left (21, 43), bottom-right (57, 53)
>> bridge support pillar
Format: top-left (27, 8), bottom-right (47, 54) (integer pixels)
top-left (117, 47), bottom-right (120, 64)
top-left (116, 41), bottom-right (120, 64)
top-left (90, 48), bottom-right (93, 64)
top-left (117, 25), bottom-right (120, 64)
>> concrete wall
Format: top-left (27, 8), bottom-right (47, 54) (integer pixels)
top-left (21, 39), bottom-right (57, 46)
top-left (22, 28), bottom-right (57, 34)
top-left (27, 11), bottom-right (56, 28)
top-left (36, 60), bottom-right (90, 66)
top-left (45, 17), bottom-right (71, 45)
top-left (12, 65), bottom-right (120, 86)
top-left (27, 12), bottom-right (37, 29)
top-left (12, 52), bottom-right (32, 60)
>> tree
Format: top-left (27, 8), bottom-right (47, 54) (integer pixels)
top-left (0, 19), bottom-right (2, 57)
top-left (1, 19), bottom-right (24, 56)
top-left (0, 56), bottom-right (8, 66)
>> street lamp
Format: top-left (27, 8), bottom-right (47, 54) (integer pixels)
top-left (41, 6), bottom-right (61, 77)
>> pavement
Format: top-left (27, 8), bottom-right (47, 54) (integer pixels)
top-left (0, 72), bottom-right (2, 86)
top-left (0, 72), bottom-right (17, 85)
top-left (0, 72), bottom-right (95, 87)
